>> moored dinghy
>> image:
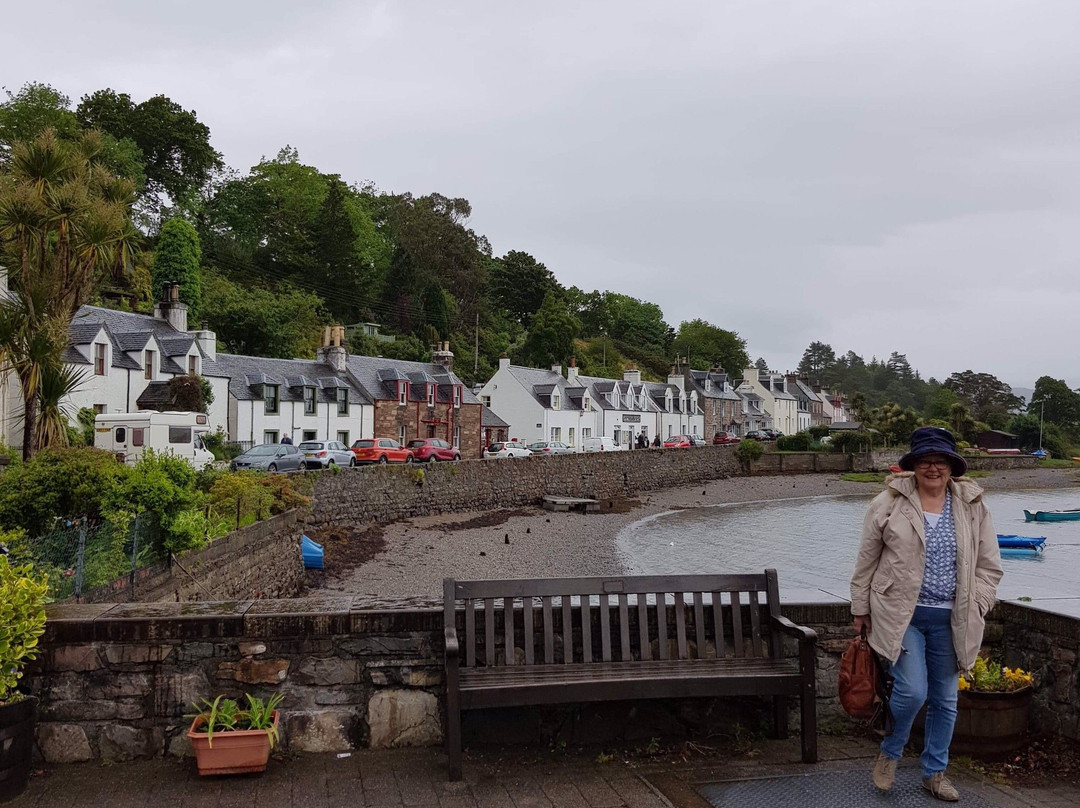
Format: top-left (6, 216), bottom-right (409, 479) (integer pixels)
top-left (997, 535), bottom-right (1046, 554)
top-left (1023, 509), bottom-right (1080, 523)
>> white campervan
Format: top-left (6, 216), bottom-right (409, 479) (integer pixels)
top-left (581, 436), bottom-right (627, 453)
top-left (94, 411), bottom-right (215, 468)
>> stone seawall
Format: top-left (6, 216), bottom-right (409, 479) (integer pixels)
top-left (79, 510), bottom-right (306, 604)
top-left (869, 450), bottom-right (1038, 471)
top-left (310, 446), bottom-right (744, 527)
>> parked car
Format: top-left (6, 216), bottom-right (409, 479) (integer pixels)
top-left (744, 430), bottom-right (769, 442)
top-left (762, 429), bottom-right (783, 440)
top-left (688, 434), bottom-right (708, 447)
top-left (581, 436), bottom-right (626, 452)
top-left (527, 441), bottom-right (575, 456)
top-left (713, 432), bottom-right (739, 445)
top-left (351, 438), bottom-right (415, 464)
top-left (230, 443), bottom-right (304, 472)
top-left (406, 438), bottom-right (461, 462)
top-left (298, 440), bottom-right (356, 469)
top-left (483, 441), bottom-right (532, 459)
top-left (664, 435), bottom-right (692, 449)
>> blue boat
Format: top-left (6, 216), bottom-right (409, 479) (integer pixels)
top-left (1024, 509), bottom-right (1080, 522)
top-left (301, 535), bottom-right (324, 569)
top-left (997, 534), bottom-right (1046, 553)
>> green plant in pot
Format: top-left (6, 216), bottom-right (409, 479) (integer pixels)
top-left (949, 657), bottom-right (1034, 761)
top-left (0, 557), bottom-right (49, 802)
top-left (185, 693), bottom-right (284, 775)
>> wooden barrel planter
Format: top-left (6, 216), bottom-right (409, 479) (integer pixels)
top-left (950, 687), bottom-right (1033, 761)
top-left (0, 697), bottom-right (37, 802)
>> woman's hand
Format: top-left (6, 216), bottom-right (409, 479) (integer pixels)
top-left (853, 615), bottom-right (872, 636)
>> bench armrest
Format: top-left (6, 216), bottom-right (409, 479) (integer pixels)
top-left (771, 614), bottom-right (817, 644)
top-left (444, 625), bottom-right (460, 661)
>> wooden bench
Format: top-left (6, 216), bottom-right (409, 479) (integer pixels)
top-left (442, 570), bottom-right (817, 780)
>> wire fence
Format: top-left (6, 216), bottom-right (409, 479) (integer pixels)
top-left (8, 515), bottom-right (159, 601)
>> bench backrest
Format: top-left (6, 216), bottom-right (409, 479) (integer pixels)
top-left (444, 571), bottom-right (783, 668)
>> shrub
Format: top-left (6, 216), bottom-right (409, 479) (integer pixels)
top-left (0, 558), bottom-right (49, 704)
top-left (258, 474), bottom-right (310, 515)
top-left (828, 431), bottom-right (874, 453)
top-left (209, 471), bottom-right (274, 530)
top-left (103, 450), bottom-right (201, 557)
top-left (808, 425), bottom-right (831, 440)
top-left (777, 433), bottom-right (812, 451)
top-left (734, 439), bottom-right (764, 466)
top-left (958, 657), bottom-right (1033, 693)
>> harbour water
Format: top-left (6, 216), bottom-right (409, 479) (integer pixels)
top-left (616, 486), bottom-right (1080, 617)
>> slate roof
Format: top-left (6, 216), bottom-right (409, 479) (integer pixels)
top-left (69, 321), bottom-right (106, 345)
top-left (135, 381), bottom-right (173, 409)
top-left (112, 331), bottom-right (153, 352)
top-left (503, 365), bottom-right (584, 410)
top-left (345, 355), bottom-right (479, 406)
top-left (203, 354), bottom-right (370, 405)
top-left (482, 406), bottom-right (510, 428)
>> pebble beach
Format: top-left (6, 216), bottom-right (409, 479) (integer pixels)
top-left (319, 467), bottom-right (1080, 602)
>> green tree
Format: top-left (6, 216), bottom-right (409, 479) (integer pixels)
top-left (796, 341), bottom-right (836, 382)
top-left (944, 370), bottom-right (1022, 425)
top-left (489, 250), bottom-right (559, 327)
top-left (1028, 376), bottom-right (1080, 433)
top-left (0, 83), bottom-right (78, 159)
top-left (671, 319), bottom-right (750, 373)
top-left (923, 384), bottom-right (959, 420)
top-left (421, 284), bottom-right (453, 339)
top-left (151, 217), bottom-right (202, 317)
top-left (520, 292), bottom-right (580, 368)
top-left (865, 402), bottom-right (922, 446)
top-left (948, 402), bottom-right (979, 443)
top-left (754, 357), bottom-right (769, 371)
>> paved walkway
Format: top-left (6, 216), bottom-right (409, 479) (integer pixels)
top-left (7, 736), bottom-right (1079, 807)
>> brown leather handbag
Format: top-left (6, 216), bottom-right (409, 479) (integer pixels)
top-left (839, 629), bottom-right (894, 734)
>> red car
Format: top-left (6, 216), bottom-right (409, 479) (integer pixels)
top-left (663, 435), bottom-right (692, 449)
top-left (406, 438), bottom-right (461, 462)
top-left (351, 438), bottom-right (414, 464)
top-left (713, 432), bottom-right (739, 445)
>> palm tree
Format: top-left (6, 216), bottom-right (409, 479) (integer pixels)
top-left (0, 128), bottom-right (136, 457)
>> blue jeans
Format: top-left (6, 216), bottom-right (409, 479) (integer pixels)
top-left (880, 605), bottom-right (959, 776)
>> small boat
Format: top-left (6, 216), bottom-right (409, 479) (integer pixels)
top-left (1024, 509), bottom-right (1080, 522)
top-left (997, 535), bottom-right (1046, 551)
top-left (301, 535), bottom-right (324, 569)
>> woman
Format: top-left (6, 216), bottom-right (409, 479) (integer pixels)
top-left (850, 427), bottom-right (1002, 802)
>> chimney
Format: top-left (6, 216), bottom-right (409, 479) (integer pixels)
top-left (667, 370), bottom-right (685, 392)
top-left (317, 324), bottom-right (347, 372)
top-left (623, 363), bottom-right (641, 385)
top-left (567, 357), bottom-right (579, 386)
top-left (431, 340), bottom-right (454, 371)
top-left (499, 353), bottom-right (510, 370)
top-left (551, 362), bottom-right (562, 376)
top-left (190, 319), bottom-right (217, 361)
top-left (153, 281), bottom-right (188, 333)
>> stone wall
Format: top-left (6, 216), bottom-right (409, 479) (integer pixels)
top-left (868, 450), bottom-right (1038, 471)
top-left (753, 453), bottom-right (866, 474)
top-left (310, 446), bottom-right (744, 527)
top-left (79, 510), bottom-right (306, 604)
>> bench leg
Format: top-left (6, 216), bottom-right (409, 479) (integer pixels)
top-left (772, 696), bottom-right (789, 739)
top-left (446, 693), bottom-right (463, 780)
top-left (800, 683), bottom-right (817, 764)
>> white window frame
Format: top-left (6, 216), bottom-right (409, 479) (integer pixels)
top-left (399, 382), bottom-right (408, 406)
top-left (453, 426), bottom-right (461, 448)
top-left (188, 354), bottom-right (198, 375)
top-left (453, 385), bottom-right (462, 409)
top-left (427, 384), bottom-right (435, 407)
top-left (304, 386), bottom-right (317, 415)
top-left (144, 350), bottom-right (155, 380)
top-left (337, 388), bottom-right (348, 415)
top-left (264, 430), bottom-right (279, 444)
top-left (551, 393), bottom-right (560, 410)
top-left (337, 430), bottom-right (349, 444)
top-left (398, 425), bottom-right (406, 445)
top-left (264, 385), bottom-right (279, 414)
top-left (568, 427), bottom-right (575, 446)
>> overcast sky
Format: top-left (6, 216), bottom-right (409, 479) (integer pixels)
top-left (4, 1), bottom-right (1078, 388)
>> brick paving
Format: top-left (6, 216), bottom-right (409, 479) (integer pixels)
top-left (7, 737), bottom-right (1080, 808)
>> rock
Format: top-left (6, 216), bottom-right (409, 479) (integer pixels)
top-left (404, 669), bottom-right (442, 688)
top-left (367, 689), bottom-right (442, 748)
top-left (154, 671), bottom-right (212, 717)
top-left (166, 730), bottom-right (193, 758)
top-left (292, 657), bottom-right (360, 686)
top-left (99, 725), bottom-right (163, 762)
top-left (238, 642), bottom-right (267, 657)
top-left (50, 645), bottom-right (103, 672)
top-left (285, 709), bottom-right (358, 752)
top-left (104, 645), bottom-right (174, 665)
top-left (218, 658), bottom-right (289, 685)
top-left (37, 723), bottom-right (92, 763)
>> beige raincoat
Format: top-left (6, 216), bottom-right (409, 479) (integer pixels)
top-left (850, 472), bottom-right (1003, 670)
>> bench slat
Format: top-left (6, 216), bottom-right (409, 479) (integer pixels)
top-left (599, 594), bottom-right (612, 662)
top-left (455, 574), bottom-right (770, 600)
top-left (618, 594), bottom-right (631, 662)
top-left (749, 591), bottom-right (763, 657)
top-left (505, 596), bottom-right (515, 666)
top-left (657, 594), bottom-right (668, 660)
top-left (562, 596), bottom-right (573, 664)
top-left (466, 598), bottom-right (476, 667)
top-left (729, 591), bottom-right (743, 658)
top-left (542, 596), bottom-right (554, 664)
top-left (712, 592), bottom-right (725, 659)
top-left (637, 595), bottom-right (650, 661)
top-left (485, 599), bottom-right (495, 666)
top-left (581, 595), bottom-right (592, 663)
top-left (675, 592), bottom-right (688, 660)
top-left (524, 597), bottom-right (534, 665)
top-left (694, 592), bottom-right (705, 659)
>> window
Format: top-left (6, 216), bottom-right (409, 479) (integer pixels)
top-left (94, 343), bottom-right (106, 376)
top-left (453, 426), bottom-right (460, 448)
top-left (265, 385), bottom-right (279, 414)
top-left (264, 430), bottom-right (278, 444)
top-left (168, 426), bottom-right (192, 444)
top-left (304, 386), bottom-right (317, 415)
top-left (399, 382), bottom-right (408, 406)
top-left (551, 393), bottom-right (560, 410)
top-left (453, 386), bottom-right (462, 408)
top-left (427, 384), bottom-right (435, 407)
top-left (583, 396), bottom-right (591, 412)
top-left (398, 426), bottom-right (406, 445)
top-left (144, 350), bottom-right (156, 380)
top-left (132, 428), bottom-right (144, 447)
top-left (188, 355), bottom-right (198, 375)
top-left (551, 427), bottom-right (561, 442)
top-left (668, 425), bottom-right (673, 437)
top-left (666, 393), bottom-right (673, 413)
top-left (705, 379), bottom-right (712, 392)
top-left (337, 431), bottom-right (349, 445)
top-left (613, 426), bottom-right (621, 444)
top-left (481, 395), bottom-right (491, 408)
top-left (336, 388), bottom-right (348, 415)
top-left (303, 430), bottom-right (317, 442)
top-left (114, 427), bottom-right (126, 443)
top-left (582, 428), bottom-right (592, 439)
top-left (93, 404), bottom-right (106, 415)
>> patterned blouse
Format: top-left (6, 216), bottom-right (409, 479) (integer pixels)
top-left (918, 490), bottom-right (958, 607)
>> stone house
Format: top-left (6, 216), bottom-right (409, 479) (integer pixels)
top-left (685, 368), bottom-right (745, 438)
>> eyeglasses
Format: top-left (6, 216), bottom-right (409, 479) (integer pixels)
top-left (913, 458), bottom-right (951, 470)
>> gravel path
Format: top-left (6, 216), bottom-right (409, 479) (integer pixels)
top-left (319, 467), bottom-right (1080, 601)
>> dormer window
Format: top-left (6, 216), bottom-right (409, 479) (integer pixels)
top-left (188, 355), bottom-right (198, 375)
top-left (665, 392), bottom-right (673, 413)
top-left (337, 388), bottom-right (349, 415)
top-left (304, 386), bottom-right (317, 415)
top-left (583, 396), bottom-right (591, 412)
top-left (94, 343), bottom-right (107, 376)
top-left (399, 382), bottom-right (408, 406)
top-left (705, 379), bottom-right (712, 392)
top-left (427, 384), bottom-right (436, 407)
top-left (552, 393), bottom-right (560, 410)
top-left (453, 385), bottom-right (462, 409)
top-left (265, 384), bottom-right (279, 414)
top-left (144, 349), bottom-right (156, 380)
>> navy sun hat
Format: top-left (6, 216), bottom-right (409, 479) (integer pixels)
top-left (898, 427), bottom-right (967, 477)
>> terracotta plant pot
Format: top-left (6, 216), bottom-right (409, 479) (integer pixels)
top-left (0, 697), bottom-right (37, 801)
top-left (186, 711), bottom-right (279, 776)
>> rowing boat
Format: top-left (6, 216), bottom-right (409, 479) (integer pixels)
top-left (1023, 509), bottom-right (1080, 523)
top-left (997, 535), bottom-right (1046, 550)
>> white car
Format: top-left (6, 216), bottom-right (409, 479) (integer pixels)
top-left (581, 436), bottom-right (627, 453)
top-left (298, 440), bottom-right (356, 469)
top-left (484, 441), bottom-right (532, 459)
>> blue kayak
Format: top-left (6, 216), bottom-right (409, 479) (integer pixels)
top-left (301, 535), bottom-right (324, 569)
top-left (997, 535), bottom-right (1046, 552)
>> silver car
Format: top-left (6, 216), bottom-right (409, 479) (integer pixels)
top-left (298, 440), bottom-right (356, 469)
top-left (230, 443), bottom-right (304, 472)
top-left (527, 441), bottom-right (575, 456)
